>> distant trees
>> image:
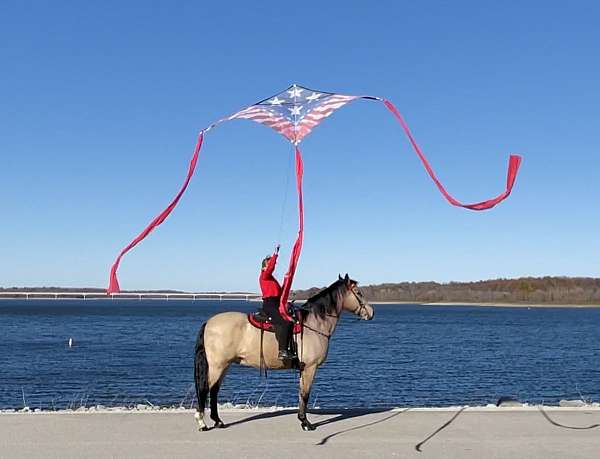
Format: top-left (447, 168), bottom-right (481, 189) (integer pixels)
top-left (294, 277), bottom-right (600, 305)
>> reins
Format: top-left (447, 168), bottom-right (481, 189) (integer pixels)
top-left (302, 322), bottom-right (333, 339)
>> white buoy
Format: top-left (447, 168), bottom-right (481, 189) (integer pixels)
top-left (68, 338), bottom-right (73, 348)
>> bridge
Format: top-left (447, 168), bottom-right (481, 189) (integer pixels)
top-left (0, 292), bottom-right (262, 301)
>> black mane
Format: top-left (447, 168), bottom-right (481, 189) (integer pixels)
top-left (302, 280), bottom-right (347, 319)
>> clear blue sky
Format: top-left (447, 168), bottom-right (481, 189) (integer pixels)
top-left (1, 1), bottom-right (599, 291)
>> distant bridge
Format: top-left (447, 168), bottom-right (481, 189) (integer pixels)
top-left (0, 292), bottom-right (261, 301)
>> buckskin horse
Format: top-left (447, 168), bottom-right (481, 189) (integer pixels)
top-left (194, 274), bottom-right (374, 431)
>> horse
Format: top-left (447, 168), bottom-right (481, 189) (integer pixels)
top-left (194, 274), bottom-right (374, 431)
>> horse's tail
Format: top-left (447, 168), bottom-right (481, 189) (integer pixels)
top-left (194, 323), bottom-right (209, 411)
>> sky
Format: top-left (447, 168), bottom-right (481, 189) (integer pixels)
top-left (1, 1), bottom-right (599, 292)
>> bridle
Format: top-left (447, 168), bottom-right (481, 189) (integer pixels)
top-left (301, 284), bottom-right (369, 339)
top-left (348, 285), bottom-right (369, 318)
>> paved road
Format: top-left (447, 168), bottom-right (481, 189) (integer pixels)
top-left (1, 407), bottom-right (599, 458)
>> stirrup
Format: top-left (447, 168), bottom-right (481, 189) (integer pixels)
top-left (278, 350), bottom-right (294, 361)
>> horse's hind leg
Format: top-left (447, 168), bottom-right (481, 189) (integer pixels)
top-left (298, 365), bottom-right (317, 431)
top-left (209, 364), bottom-right (228, 428)
top-left (210, 381), bottom-right (225, 428)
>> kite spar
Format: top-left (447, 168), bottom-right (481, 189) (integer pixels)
top-left (107, 84), bottom-right (522, 319)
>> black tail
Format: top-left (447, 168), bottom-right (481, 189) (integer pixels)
top-left (194, 323), bottom-right (209, 412)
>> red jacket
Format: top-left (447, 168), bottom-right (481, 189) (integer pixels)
top-left (259, 253), bottom-right (281, 298)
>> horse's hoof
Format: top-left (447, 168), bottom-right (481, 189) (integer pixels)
top-left (301, 422), bottom-right (316, 431)
top-left (214, 421), bottom-right (226, 429)
top-left (200, 426), bottom-right (210, 432)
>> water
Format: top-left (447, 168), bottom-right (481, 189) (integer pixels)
top-left (1, 300), bottom-right (600, 410)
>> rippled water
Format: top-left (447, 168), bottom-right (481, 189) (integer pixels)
top-left (1, 300), bottom-right (600, 410)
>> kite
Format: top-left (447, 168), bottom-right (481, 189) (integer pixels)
top-left (107, 84), bottom-right (522, 320)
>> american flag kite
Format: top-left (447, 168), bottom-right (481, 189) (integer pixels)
top-left (108, 84), bottom-right (522, 319)
top-left (217, 85), bottom-right (365, 145)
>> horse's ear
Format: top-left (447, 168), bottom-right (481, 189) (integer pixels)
top-left (344, 273), bottom-right (350, 283)
top-left (338, 274), bottom-right (343, 281)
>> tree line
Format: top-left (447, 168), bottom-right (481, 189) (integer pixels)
top-left (293, 277), bottom-right (600, 305)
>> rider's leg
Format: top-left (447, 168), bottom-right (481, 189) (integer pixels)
top-left (274, 320), bottom-right (288, 351)
top-left (263, 297), bottom-right (293, 360)
top-left (274, 319), bottom-right (294, 360)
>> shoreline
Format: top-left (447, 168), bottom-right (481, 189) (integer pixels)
top-left (424, 301), bottom-right (600, 308)
top-left (3, 402), bottom-right (599, 415)
top-left (371, 301), bottom-right (600, 308)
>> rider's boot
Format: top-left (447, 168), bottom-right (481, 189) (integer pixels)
top-left (278, 349), bottom-right (294, 361)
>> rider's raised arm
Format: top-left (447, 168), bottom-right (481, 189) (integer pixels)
top-left (261, 253), bottom-right (278, 278)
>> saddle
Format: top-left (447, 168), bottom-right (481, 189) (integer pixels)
top-left (248, 310), bottom-right (303, 334)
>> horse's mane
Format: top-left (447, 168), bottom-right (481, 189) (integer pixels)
top-left (302, 280), bottom-right (347, 319)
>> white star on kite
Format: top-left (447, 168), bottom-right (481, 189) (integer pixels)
top-left (306, 92), bottom-right (321, 101)
top-left (288, 87), bottom-right (303, 98)
top-left (269, 97), bottom-right (283, 105)
top-left (288, 106), bottom-right (302, 116)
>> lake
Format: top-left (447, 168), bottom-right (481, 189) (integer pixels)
top-left (1, 300), bottom-right (599, 410)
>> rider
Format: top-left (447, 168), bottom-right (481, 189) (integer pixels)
top-left (260, 245), bottom-right (294, 361)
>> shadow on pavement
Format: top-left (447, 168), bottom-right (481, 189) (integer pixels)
top-left (224, 409), bottom-right (296, 428)
top-left (224, 407), bottom-right (404, 436)
top-left (538, 407), bottom-right (600, 430)
top-left (314, 408), bottom-right (410, 446)
top-left (415, 406), bottom-right (467, 452)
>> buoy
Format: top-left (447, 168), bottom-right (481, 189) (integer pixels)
top-left (68, 338), bottom-right (73, 348)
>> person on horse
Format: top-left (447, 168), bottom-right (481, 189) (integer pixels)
top-left (259, 244), bottom-right (294, 361)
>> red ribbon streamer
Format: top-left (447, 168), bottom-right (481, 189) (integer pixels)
top-left (383, 100), bottom-right (522, 210)
top-left (107, 133), bottom-right (204, 294)
top-left (279, 147), bottom-right (304, 320)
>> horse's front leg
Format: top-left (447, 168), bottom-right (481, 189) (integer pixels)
top-left (298, 365), bottom-right (317, 431)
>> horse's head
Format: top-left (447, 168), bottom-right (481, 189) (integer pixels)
top-left (339, 274), bottom-right (374, 320)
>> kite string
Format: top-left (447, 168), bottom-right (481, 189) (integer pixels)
top-left (276, 143), bottom-right (294, 244)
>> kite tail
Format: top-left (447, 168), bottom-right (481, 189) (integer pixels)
top-left (383, 99), bottom-right (522, 210)
top-left (279, 147), bottom-right (304, 320)
top-left (107, 133), bottom-right (204, 294)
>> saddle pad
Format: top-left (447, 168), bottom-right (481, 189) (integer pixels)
top-left (247, 313), bottom-right (302, 334)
